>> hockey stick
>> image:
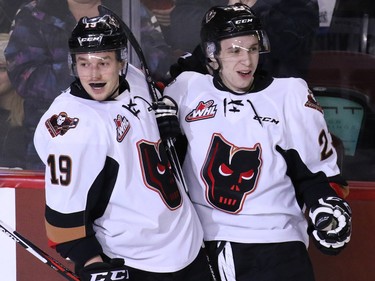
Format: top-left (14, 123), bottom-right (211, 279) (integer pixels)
top-left (0, 219), bottom-right (80, 281)
top-left (98, 6), bottom-right (218, 281)
top-left (98, 5), bottom-right (187, 193)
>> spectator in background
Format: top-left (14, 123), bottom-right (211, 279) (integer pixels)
top-left (166, 0), bottom-right (227, 53)
top-left (141, 0), bottom-right (176, 32)
top-left (167, 0), bottom-right (319, 79)
top-left (0, 0), bottom-right (27, 33)
top-left (0, 33), bottom-right (26, 168)
top-left (140, 2), bottom-right (178, 83)
top-left (4, 0), bottom-right (121, 170)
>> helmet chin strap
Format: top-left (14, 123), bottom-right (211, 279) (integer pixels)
top-left (107, 84), bottom-right (121, 100)
top-left (106, 62), bottom-right (129, 100)
top-left (106, 74), bottom-right (128, 101)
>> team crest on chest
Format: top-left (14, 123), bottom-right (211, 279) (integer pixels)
top-left (201, 133), bottom-right (262, 214)
top-left (137, 140), bottom-right (182, 210)
top-left (45, 112), bottom-right (79, 137)
top-left (185, 100), bottom-right (217, 122)
top-left (114, 114), bottom-right (130, 142)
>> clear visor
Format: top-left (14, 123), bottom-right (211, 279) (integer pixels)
top-left (69, 48), bottom-right (128, 77)
top-left (219, 41), bottom-right (261, 60)
top-left (206, 30), bottom-right (270, 60)
top-left (218, 31), bottom-right (270, 60)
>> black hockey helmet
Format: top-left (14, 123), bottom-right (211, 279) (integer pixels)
top-left (200, 3), bottom-right (270, 59)
top-left (68, 14), bottom-right (128, 76)
top-left (69, 14), bottom-right (127, 55)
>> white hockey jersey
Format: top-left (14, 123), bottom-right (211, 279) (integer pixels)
top-left (164, 71), bottom-right (343, 247)
top-left (33, 65), bottom-right (203, 273)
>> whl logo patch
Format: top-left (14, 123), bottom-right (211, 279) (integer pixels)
top-left (114, 114), bottom-right (130, 142)
top-left (185, 100), bottom-right (217, 122)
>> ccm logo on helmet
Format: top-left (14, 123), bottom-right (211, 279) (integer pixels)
top-left (89, 269), bottom-right (129, 281)
top-left (77, 35), bottom-right (103, 46)
top-left (234, 18), bottom-right (253, 24)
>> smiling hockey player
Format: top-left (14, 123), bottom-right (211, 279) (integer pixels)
top-left (161, 3), bottom-right (352, 281)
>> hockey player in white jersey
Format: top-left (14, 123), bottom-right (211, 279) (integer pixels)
top-left (161, 3), bottom-right (352, 281)
top-left (33, 14), bottom-right (213, 281)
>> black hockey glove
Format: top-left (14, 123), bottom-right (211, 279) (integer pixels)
top-left (308, 196), bottom-right (352, 255)
top-left (79, 258), bottom-right (130, 281)
top-left (155, 96), bottom-right (181, 140)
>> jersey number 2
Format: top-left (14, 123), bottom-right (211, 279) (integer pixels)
top-left (47, 154), bottom-right (72, 186)
top-left (319, 130), bottom-right (333, 161)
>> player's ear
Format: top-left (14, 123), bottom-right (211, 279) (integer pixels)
top-left (208, 58), bottom-right (219, 71)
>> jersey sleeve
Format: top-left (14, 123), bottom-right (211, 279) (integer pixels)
top-left (33, 101), bottom-right (110, 265)
top-left (279, 79), bottom-right (348, 206)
